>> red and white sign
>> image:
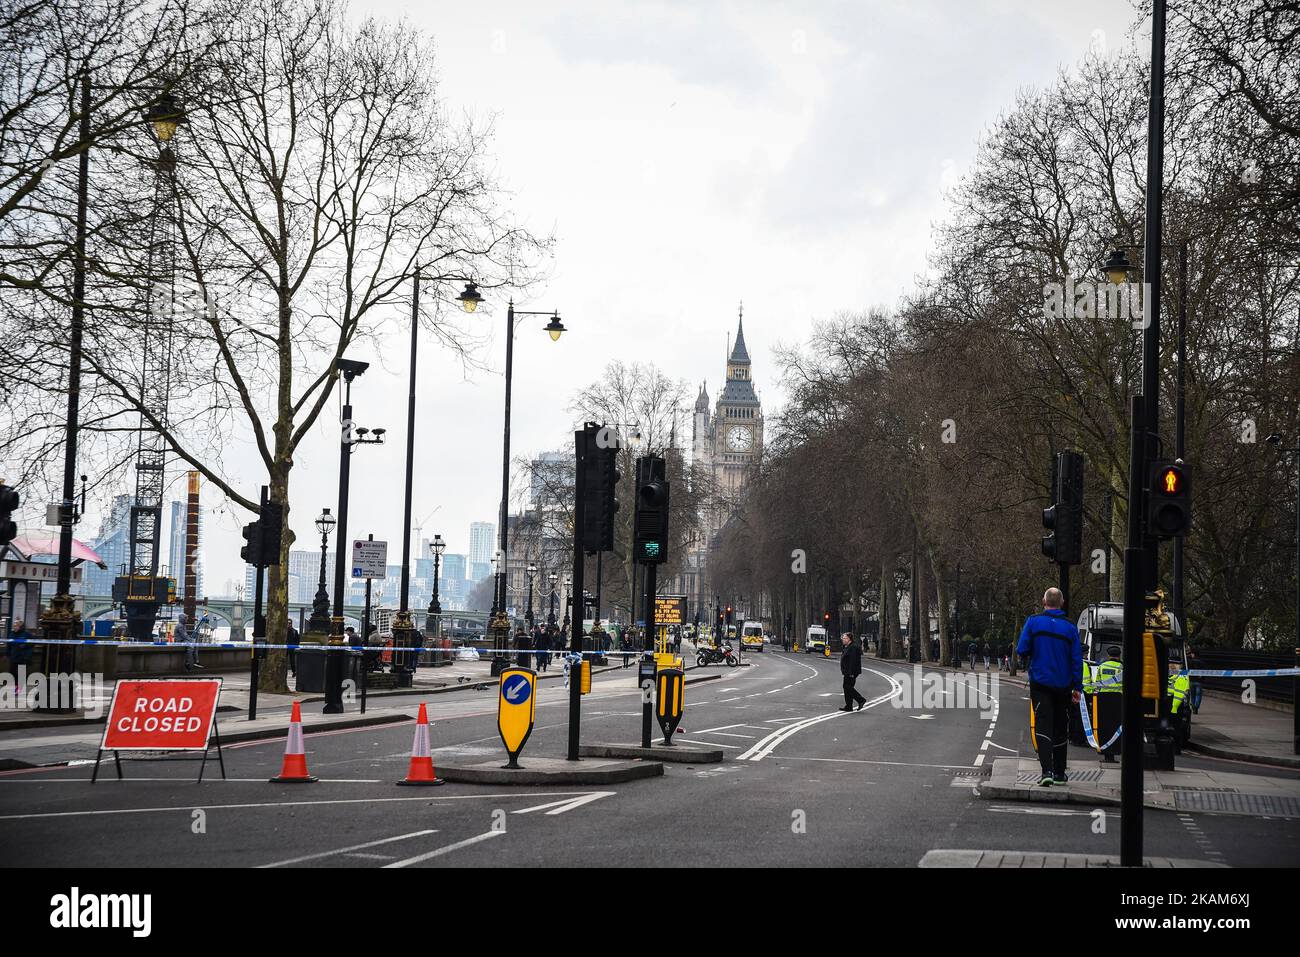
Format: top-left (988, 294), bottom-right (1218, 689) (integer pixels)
top-left (101, 678), bottom-right (222, 751)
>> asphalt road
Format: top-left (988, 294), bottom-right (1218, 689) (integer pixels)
top-left (2, 650), bottom-right (1298, 867)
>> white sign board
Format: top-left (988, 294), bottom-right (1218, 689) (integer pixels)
top-left (1, 561), bottom-right (83, 584)
top-left (351, 539), bottom-right (387, 579)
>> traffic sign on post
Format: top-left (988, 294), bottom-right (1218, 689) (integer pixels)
top-left (497, 667), bottom-right (537, 769)
top-left (656, 667), bottom-right (684, 744)
top-left (351, 538), bottom-right (387, 579)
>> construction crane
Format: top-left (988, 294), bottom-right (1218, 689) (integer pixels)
top-left (112, 108), bottom-right (183, 641)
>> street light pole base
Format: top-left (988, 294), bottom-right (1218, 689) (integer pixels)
top-left (34, 594), bottom-right (80, 713)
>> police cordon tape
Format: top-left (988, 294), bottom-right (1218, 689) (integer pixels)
top-left (12, 637), bottom-right (1291, 675)
top-left (1077, 694), bottom-right (1122, 752)
top-left (3, 637), bottom-right (641, 656)
top-left (1086, 667), bottom-right (1300, 691)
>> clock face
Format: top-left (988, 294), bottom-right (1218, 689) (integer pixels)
top-left (726, 425), bottom-right (753, 452)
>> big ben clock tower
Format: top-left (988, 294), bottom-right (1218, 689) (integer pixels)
top-left (712, 306), bottom-right (763, 496)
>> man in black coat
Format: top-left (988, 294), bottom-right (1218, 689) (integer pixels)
top-left (839, 633), bottom-right (867, 712)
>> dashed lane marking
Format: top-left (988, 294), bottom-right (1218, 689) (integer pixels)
top-left (260, 829), bottom-right (439, 868)
top-left (383, 830), bottom-right (504, 868)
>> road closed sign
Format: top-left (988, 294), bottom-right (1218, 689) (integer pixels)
top-left (497, 667), bottom-right (536, 768)
top-left (102, 678), bottom-right (222, 750)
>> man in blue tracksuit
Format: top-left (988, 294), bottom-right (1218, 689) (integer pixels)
top-left (1016, 587), bottom-right (1083, 786)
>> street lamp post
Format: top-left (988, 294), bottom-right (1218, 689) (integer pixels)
top-left (42, 82), bottom-right (186, 695)
top-left (39, 74), bottom-right (94, 692)
top-left (1119, 0), bottom-right (1168, 868)
top-left (563, 574), bottom-right (572, 638)
top-left (474, 292), bottom-right (565, 675)
top-left (525, 563), bottom-right (536, 631)
top-left (426, 533), bottom-right (445, 663)
top-left (325, 361), bottom-right (384, 713)
top-left (547, 571), bottom-right (558, 628)
top-left (308, 509), bottom-right (335, 632)
top-left (393, 276), bottom-right (479, 682)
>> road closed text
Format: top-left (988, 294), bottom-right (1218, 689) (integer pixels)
top-left (101, 679), bottom-right (222, 751)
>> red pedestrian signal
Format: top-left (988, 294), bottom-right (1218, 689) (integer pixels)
top-left (1158, 466), bottom-right (1181, 495)
top-left (1147, 461), bottom-right (1191, 538)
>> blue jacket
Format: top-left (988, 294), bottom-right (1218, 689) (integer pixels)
top-left (1016, 609), bottom-right (1082, 692)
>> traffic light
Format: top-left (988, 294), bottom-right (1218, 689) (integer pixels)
top-left (726, 605), bottom-right (733, 625)
top-left (259, 500), bottom-right (283, 565)
top-left (1042, 450), bottom-right (1084, 564)
top-left (240, 520), bottom-right (263, 566)
top-left (1147, 460), bottom-right (1191, 538)
top-left (633, 454), bottom-right (669, 564)
top-left (240, 499), bottom-right (285, 568)
top-left (823, 612), bottom-right (830, 628)
top-left (0, 482), bottom-right (18, 551)
top-left (581, 428), bottom-right (620, 553)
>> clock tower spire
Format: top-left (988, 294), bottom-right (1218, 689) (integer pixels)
top-left (712, 301), bottom-right (762, 496)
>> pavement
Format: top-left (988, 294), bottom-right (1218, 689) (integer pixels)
top-left (1, 650), bottom-right (1297, 867)
top-left (1183, 693), bottom-right (1300, 768)
top-left (979, 756), bottom-right (1300, 820)
top-left (870, 650), bottom-right (1299, 769)
top-left (918, 849), bottom-right (1225, 868)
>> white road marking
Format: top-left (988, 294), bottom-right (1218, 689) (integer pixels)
top-left (738, 669), bottom-right (903, 762)
top-left (512, 791), bottom-right (614, 815)
top-left (987, 805), bottom-right (1107, 817)
top-left (260, 829), bottom-right (438, 868)
top-left (763, 717), bottom-right (807, 724)
top-left (687, 723), bottom-right (750, 734)
top-left (676, 735), bottom-right (744, 749)
top-left (695, 731), bottom-right (755, 739)
top-left (383, 830), bottom-right (504, 868)
top-left (769, 755), bottom-right (976, 770)
top-left (910, 714), bottom-right (936, 720)
top-left (0, 791), bottom-right (601, 821)
top-left (973, 754), bottom-right (985, 766)
top-left (982, 740), bottom-right (1017, 753)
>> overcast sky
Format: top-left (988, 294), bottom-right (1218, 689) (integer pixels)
top-left (78, 0), bottom-right (1149, 594)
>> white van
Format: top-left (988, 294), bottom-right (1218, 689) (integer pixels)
top-left (741, 621), bottom-right (765, 652)
top-left (804, 625), bottom-right (828, 654)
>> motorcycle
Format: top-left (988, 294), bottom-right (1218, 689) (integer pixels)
top-left (696, 642), bottom-right (738, 667)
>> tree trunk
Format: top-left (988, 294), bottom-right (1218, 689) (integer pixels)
top-left (931, 549), bottom-right (951, 666)
top-left (882, 554), bottom-right (899, 659)
top-left (258, 459), bottom-right (293, 694)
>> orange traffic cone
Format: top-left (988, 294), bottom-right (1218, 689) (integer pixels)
top-left (397, 703), bottom-right (444, 786)
top-left (270, 701), bottom-right (317, 783)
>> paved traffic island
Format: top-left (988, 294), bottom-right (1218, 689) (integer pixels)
top-left (433, 755), bottom-right (664, 785)
top-left (977, 756), bottom-right (1300, 819)
top-left (579, 742), bottom-right (723, 763)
